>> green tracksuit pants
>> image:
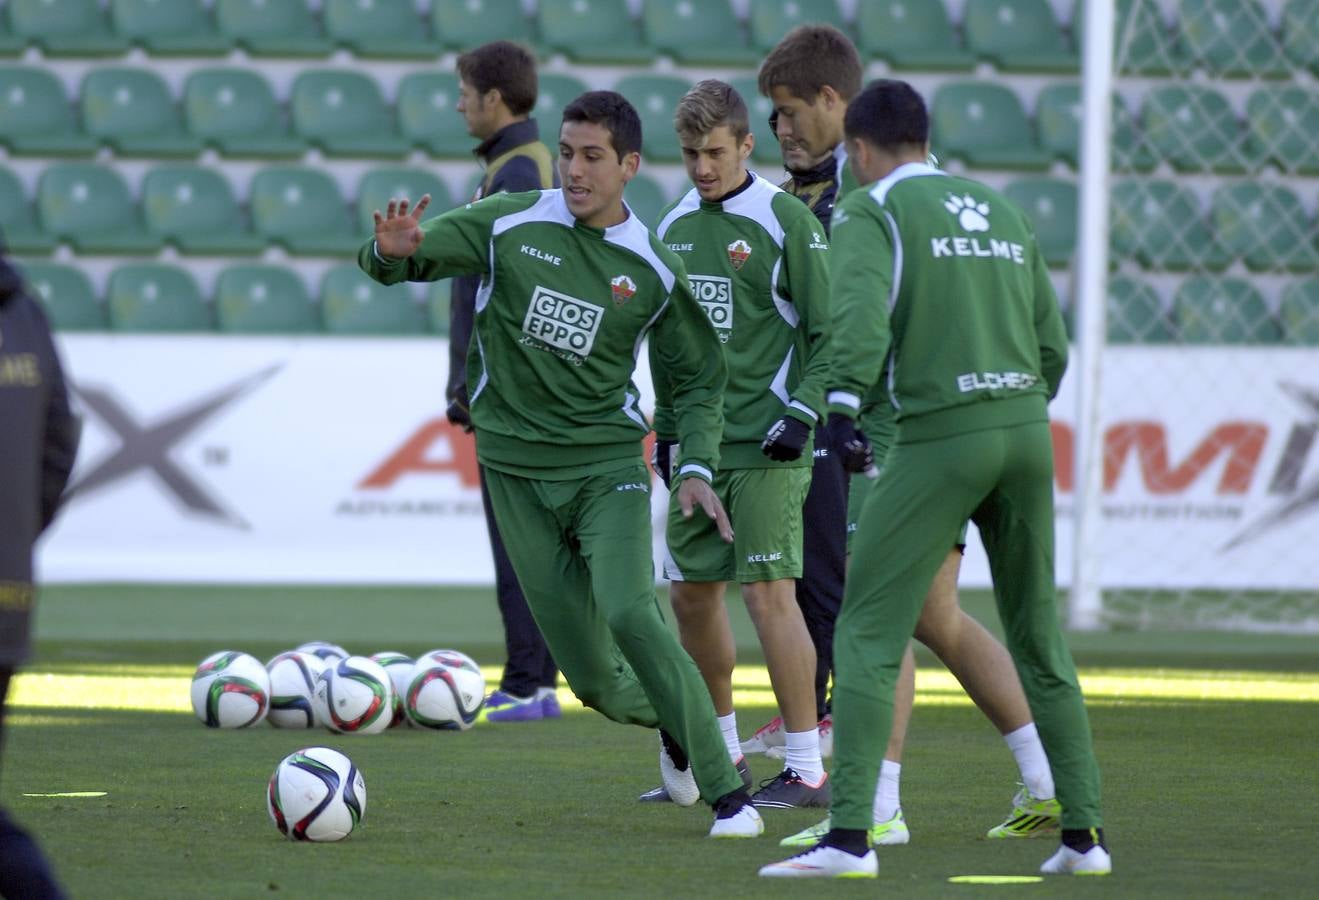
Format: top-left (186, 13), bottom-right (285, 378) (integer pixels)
top-left (831, 420), bottom-right (1103, 831)
top-left (484, 460), bottom-right (743, 805)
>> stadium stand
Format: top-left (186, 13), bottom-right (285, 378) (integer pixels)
top-left (1279, 279), bottom-right (1319, 344)
top-left (19, 262), bottom-right (105, 330)
top-left (1004, 177), bottom-right (1078, 268)
top-left (290, 69), bottom-right (410, 158)
top-left (1140, 84), bottom-right (1251, 174)
top-left (356, 168), bottom-right (454, 234)
top-left (1106, 275), bottom-right (1175, 343)
top-left (432, 0), bottom-right (536, 52)
top-left (1282, 0), bottom-right (1319, 75)
top-left (537, 0), bottom-right (655, 65)
top-left (8, 0), bottom-right (128, 56)
top-left (1110, 179), bottom-right (1230, 272)
top-left (109, 0), bottom-right (230, 56)
top-left (962, 0), bottom-right (1079, 72)
top-left (106, 262), bottom-right (211, 332)
top-left (1179, 0), bottom-right (1290, 79)
top-left (36, 162), bottom-right (160, 255)
top-left (0, 66), bottom-right (98, 156)
top-left (397, 71), bottom-right (473, 158)
top-left (323, 0), bottom-right (438, 59)
top-left (1210, 183), bottom-right (1319, 273)
top-left (747, 0), bottom-right (846, 54)
top-left (1032, 83), bottom-right (1158, 173)
top-left (0, 165), bottom-right (56, 255)
top-left (641, 0), bottom-right (759, 67)
top-left (728, 74), bottom-right (782, 165)
top-left (215, 264), bottom-right (319, 334)
top-left (248, 166), bottom-right (361, 256)
top-left (930, 81), bottom-right (1051, 169)
top-left (183, 68), bottom-right (306, 158)
top-left (81, 67), bottom-right (203, 157)
top-left (321, 264), bottom-right (424, 335)
top-left (141, 165), bottom-right (265, 256)
top-left (214, 0), bottom-right (333, 57)
top-left (1246, 85), bottom-right (1319, 174)
top-left (855, 0), bottom-right (975, 70)
top-left (613, 74), bottom-right (691, 164)
top-left (1173, 275), bottom-right (1281, 344)
top-left (623, 172), bottom-right (666, 230)
top-left (427, 280), bottom-right (451, 335)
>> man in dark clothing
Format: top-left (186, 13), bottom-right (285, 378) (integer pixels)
top-left (0, 252), bottom-right (79, 899)
top-left (445, 41), bottom-right (561, 722)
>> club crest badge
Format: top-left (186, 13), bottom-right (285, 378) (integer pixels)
top-left (610, 274), bottom-right (637, 306)
top-left (727, 239), bottom-right (752, 271)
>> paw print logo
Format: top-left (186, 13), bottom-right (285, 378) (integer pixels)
top-left (944, 194), bottom-right (991, 232)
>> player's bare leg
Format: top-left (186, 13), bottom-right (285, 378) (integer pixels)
top-left (669, 581), bottom-right (735, 716)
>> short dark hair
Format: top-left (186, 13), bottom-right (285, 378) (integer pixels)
top-left (561, 91), bottom-right (643, 161)
top-left (843, 80), bottom-right (929, 151)
top-left (456, 40), bottom-right (538, 117)
top-left (757, 24), bottom-right (862, 103)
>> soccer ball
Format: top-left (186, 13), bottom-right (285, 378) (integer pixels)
top-left (312, 656), bottom-right (394, 735)
top-left (266, 651), bottom-right (327, 729)
top-left (369, 651), bottom-right (414, 728)
top-left (416, 648), bottom-right (482, 677)
top-left (405, 659), bottom-right (485, 730)
top-left (295, 641), bottom-right (350, 664)
top-left (190, 651), bottom-right (270, 728)
top-left (267, 747), bottom-right (365, 842)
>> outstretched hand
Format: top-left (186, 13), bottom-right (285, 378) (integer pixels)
top-left (372, 194), bottom-right (432, 259)
top-left (676, 477), bottom-right (734, 544)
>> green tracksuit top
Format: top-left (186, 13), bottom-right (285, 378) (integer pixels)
top-left (359, 189), bottom-right (727, 481)
top-left (826, 161), bottom-right (1068, 442)
top-left (650, 172), bottom-right (832, 469)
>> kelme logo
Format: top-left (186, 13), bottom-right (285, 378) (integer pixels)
top-left (944, 193), bottom-right (991, 232)
top-left (610, 274), bottom-right (636, 306)
top-left (726, 239), bottom-right (751, 271)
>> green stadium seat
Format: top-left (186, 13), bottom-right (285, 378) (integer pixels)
top-left (109, 0), bottom-right (230, 56)
top-left (1279, 280), bottom-right (1319, 344)
top-left (0, 66), bottom-right (98, 156)
top-left (427, 280), bottom-right (450, 335)
top-left (215, 265), bottom-right (319, 334)
top-left (9, 0), bottom-right (129, 56)
top-left (141, 166), bottom-right (264, 256)
top-left (1106, 275), bottom-right (1174, 343)
top-left (535, 72), bottom-right (589, 126)
top-left (80, 68), bottom-right (203, 157)
top-left (1179, 0), bottom-right (1289, 79)
top-left (1035, 84), bottom-right (1156, 172)
top-left (1173, 275), bottom-right (1280, 344)
top-left (107, 264), bottom-right (211, 332)
top-left (537, 0), bottom-right (655, 65)
top-left (432, 0), bottom-right (536, 51)
top-left (0, 6), bottom-right (24, 56)
top-left (614, 75), bottom-right (690, 164)
top-left (930, 82), bottom-right (1051, 170)
top-left (214, 0), bottom-right (332, 57)
top-left (1210, 184), bottom-right (1319, 273)
top-left (1003, 177), bottom-right (1076, 268)
top-left (1085, 0), bottom-right (1189, 76)
top-left (1141, 84), bottom-right (1252, 174)
top-left (748, 0), bottom-right (845, 53)
top-left (183, 68), bottom-right (305, 159)
top-left (623, 172), bottom-right (667, 231)
top-left (728, 75), bottom-right (781, 166)
top-left (963, 0), bottom-right (1079, 72)
top-left (249, 167), bottom-right (361, 257)
top-left (1246, 86), bottom-right (1319, 175)
top-left (1282, 0), bottom-right (1319, 76)
top-left (356, 168), bottom-right (453, 234)
top-left (290, 70), bottom-right (409, 158)
top-left (1110, 180), bottom-right (1230, 272)
top-left (321, 265), bottom-right (423, 335)
top-left (397, 72), bottom-right (471, 158)
top-left (0, 165), bottom-right (56, 255)
top-left (324, 0), bottom-right (437, 58)
top-left (36, 163), bottom-right (160, 255)
top-left (856, 0), bottom-right (974, 70)
top-left (17, 262), bottom-right (105, 330)
top-left (642, 0), bottom-right (759, 66)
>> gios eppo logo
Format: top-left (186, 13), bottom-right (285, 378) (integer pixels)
top-left (521, 286), bottom-right (605, 359)
top-left (689, 274), bottom-right (733, 339)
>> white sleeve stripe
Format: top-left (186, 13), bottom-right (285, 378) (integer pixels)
top-left (678, 463), bottom-right (712, 481)
top-left (789, 400), bottom-right (818, 422)
top-left (827, 391), bottom-right (861, 409)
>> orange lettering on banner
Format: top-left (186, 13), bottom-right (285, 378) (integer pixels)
top-left (1051, 421), bottom-right (1074, 492)
top-left (358, 419), bottom-right (480, 489)
top-left (1103, 422), bottom-right (1267, 494)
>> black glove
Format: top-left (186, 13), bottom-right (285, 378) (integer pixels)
top-left (445, 392), bottom-right (473, 434)
top-left (826, 413), bottom-right (874, 474)
top-left (761, 415), bottom-right (811, 462)
top-left (651, 439), bottom-right (678, 489)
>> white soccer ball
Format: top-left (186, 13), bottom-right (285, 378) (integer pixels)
top-left (295, 641), bottom-right (350, 664)
top-left (190, 650), bottom-right (271, 728)
top-left (405, 660), bottom-right (485, 730)
top-left (267, 746), bottom-right (365, 842)
top-left (266, 651), bottom-right (327, 728)
top-left (369, 651), bottom-right (414, 728)
top-left (416, 648), bottom-right (482, 677)
top-left (312, 656), bottom-right (395, 735)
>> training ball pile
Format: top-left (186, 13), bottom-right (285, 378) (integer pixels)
top-left (267, 746), bottom-right (365, 842)
top-left (190, 650), bottom-right (271, 728)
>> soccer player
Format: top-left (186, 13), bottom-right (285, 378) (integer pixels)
top-left (445, 40), bottom-right (561, 724)
top-left (360, 91), bottom-right (763, 839)
top-left (760, 80), bottom-right (1108, 879)
top-left (756, 24), bottom-right (1061, 849)
top-left (0, 253), bottom-right (79, 900)
top-left (641, 80), bottom-right (830, 810)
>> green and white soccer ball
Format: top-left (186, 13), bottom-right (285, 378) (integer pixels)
top-left (190, 650), bottom-right (271, 728)
top-left (265, 651), bottom-right (327, 729)
top-left (267, 746), bottom-right (365, 842)
top-left (416, 648), bottom-right (481, 677)
top-left (405, 659), bottom-right (485, 731)
top-left (295, 641), bottom-right (350, 664)
top-left (312, 655), bottom-right (394, 735)
top-left (369, 651), bottom-right (415, 728)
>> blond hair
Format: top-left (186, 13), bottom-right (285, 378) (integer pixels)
top-left (673, 79), bottom-right (750, 149)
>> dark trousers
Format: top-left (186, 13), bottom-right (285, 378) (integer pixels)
top-left (0, 669), bottom-right (67, 900)
top-left (795, 431), bottom-right (848, 720)
top-left (479, 466), bottom-right (559, 697)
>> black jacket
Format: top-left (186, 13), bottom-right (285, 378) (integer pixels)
top-left (779, 153), bottom-right (839, 236)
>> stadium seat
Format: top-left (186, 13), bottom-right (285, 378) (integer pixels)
top-left (0, 166), bottom-right (55, 254)
top-left (214, 0), bottom-right (332, 57)
top-left (963, 0), bottom-right (1079, 72)
top-left (1246, 86), bottom-right (1319, 175)
top-left (8, 0), bottom-right (129, 56)
top-left (1179, 0), bottom-right (1289, 79)
top-left (1141, 84), bottom-right (1252, 174)
top-left (623, 172), bottom-right (667, 230)
top-left (432, 0), bottom-right (536, 51)
top-left (215, 265), bottom-right (319, 334)
top-left (36, 163), bottom-right (160, 255)
top-left (356, 168), bottom-right (453, 234)
top-left (748, 0), bottom-right (845, 52)
top-left (537, 0), bottom-right (655, 65)
top-left (427, 280), bottom-right (450, 335)
top-left (1110, 180), bottom-right (1230, 271)
top-left (535, 72), bottom-right (589, 126)
top-left (183, 68), bottom-right (305, 159)
top-left (1173, 275), bottom-right (1280, 344)
top-left (1279, 280), bottom-right (1319, 344)
top-left (321, 265), bottom-right (423, 335)
top-left (141, 166), bottom-right (264, 256)
top-left (1034, 84), bottom-right (1156, 172)
top-left (324, 0), bottom-right (437, 58)
top-left (0, 66), bottom-right (98, 156)
top-left (80, 68), bottom-right (203, 157)
top-left (930, 82), bottom-right (1051, 170)
top-left (1210, 184), bottom-right (1319, 273)
top-left (290, 70), bottom-right (410, 158)
top-left (397, 72), bottom-right (471, 158)
top-left (1282, 0), bottom-right (1319, 76)
top-left (614, 75), bottom-right (691, 164)
top-left (642, 0), bottom-right (760, 66)
top-left (856, 0), bottom-right (974, 70)
top-left (1106, 275), bottom-right (1174, 343)
top-left (1003, 177), bottom-right (1077, 268)
top-left (0, 6), bottom-right (24, 56)
top-left (728, 75), bottom-right (781, 166)
top-left (1087, 0), bottom-right (1190, 76)
top-left (109, 0), bottom-right (230, 56)
top-left (249, 167), bottom-right (361, 257)
top-left (107, 263), bottom-right (211, 332)
top-left (17, 262), bottom-right (105, 330)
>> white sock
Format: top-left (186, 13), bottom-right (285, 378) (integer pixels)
top-left (873, 760), bottom-right (902, 822)
top-left (1004, 722), bottom-right (1055, 800)
top-left (717, 712), bottom-right (742, 762)
top-left (783, 728), bottom-right (824, 785)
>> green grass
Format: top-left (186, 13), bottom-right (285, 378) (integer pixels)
top-left (7, 584), bottom-right (1319, 898)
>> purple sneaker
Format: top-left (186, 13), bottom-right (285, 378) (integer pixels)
top-left (482, 690), bottom-right (543, 723)
top-left (538, 688), bottom-right (562, 719)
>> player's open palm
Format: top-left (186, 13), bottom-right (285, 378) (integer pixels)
top-left (372, 194), bottom-right (431, 259)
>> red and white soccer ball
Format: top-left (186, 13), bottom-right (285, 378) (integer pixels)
top-left (190, 650), bottom-right (271, 728)
top-left (416, 648), bottom-right (482, 677)
top-left (265, 651), bottom-right (327, 729)
top-left (295, 641), bottom-right (350, 665)
top-left (405, 659), bottom-right (485, 731)
top-left (267, 746), bottom-right (365, 842)
top-left (369, 651), bottom-right (415, 728)
top-left (312, 656), bottom-right (395, 735)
